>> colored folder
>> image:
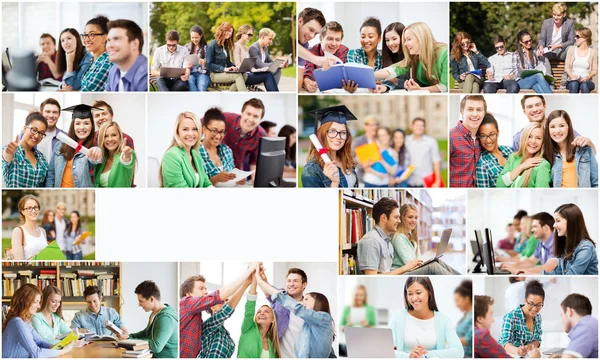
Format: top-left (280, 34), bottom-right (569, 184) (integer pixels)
top-left (32, 241), bottom-right (66, 261)
top-left (354, 143), bottom-right (382, 164)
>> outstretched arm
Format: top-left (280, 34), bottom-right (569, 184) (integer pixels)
top-left (219, 263), bottom-right (257, 299)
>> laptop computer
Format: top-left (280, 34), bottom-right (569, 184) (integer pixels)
top-left (226, 57), bottom-right (257, 73)
top-left (345, 327), bottom-right (395, 358)
top-left (542, 347), bottom-right (565, 356)
top-left (159, 67), bottom-right (186, 78)
top-left (409, 228), bottom-right (452, 271)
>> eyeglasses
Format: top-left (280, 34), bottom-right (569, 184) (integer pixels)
top-left (80, 33), bottom-right (105, 40)
top-left (246, 33), bottom-right (254, 37)
top-left (495, 45), bottom-right (505, 50)
top-left (575, 35), bottom-right (581, 39)
top-left (523, 39), bottom-right (533, 45)
top-left (526, 301), bottom-right (544, 310)
top-left (478, 133), bottom-right (498, 142)
top-left (166, 44), bottom-right (177, 49)
top-left (327, 129), bottom-right (348, 140)
top-left (205, 127), bottom-right (226, 137)
top-left (461, 41), bottom-right (471, 46)
top-left (23, 206), bottom-right (40, 213)
top-left (26, 126), bottom-right (47, 139)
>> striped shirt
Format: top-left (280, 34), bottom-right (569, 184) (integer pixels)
top-left (476, 145), bottom-right (513, 188)
top-left (198, 143), bottom-right (235, 178)
top-left (81, 52), bottom-right (112, 92)
top-left (2, 145), bottom-right (48, 188)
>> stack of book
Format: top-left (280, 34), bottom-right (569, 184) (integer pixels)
top-left (2, 269), bottom-right (55, 296)
top-left (118, 340), bottom-right (152, 358)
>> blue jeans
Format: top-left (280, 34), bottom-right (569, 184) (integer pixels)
top-left (567, 80), bottom-right (595, 93)
top-left (245, 72), bottom-right (279, 91)
top-left (363, 182), bottom-right (387, 188)
top-left (188, 72), bottom-right (210, 92)
top-left (517, 73), bottom-right (553, 93)
top-left (66, 251), bottom-right (83, 260)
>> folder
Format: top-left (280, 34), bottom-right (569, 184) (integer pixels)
top-left (354, 143), bottom-right (382, 164)
top-left (32, 241), bottom-right (66, 261)
top-left (314, 63), bottom-right (377, 91)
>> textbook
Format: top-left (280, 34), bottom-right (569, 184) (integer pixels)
top-left (84, 333), bottom-right (117, 341)
top-left (106, 320), bottom-right (124, 335)
top-left (354, 143), bottom-right (382, 164)
top-left (117, 340), bottom-right (150, 351)
top-left (51, 332), bottom-right (78, 350)
top-left (313, 63), bottom-right (377, 91)
top-left (122, 349), bottom-right (152, 358)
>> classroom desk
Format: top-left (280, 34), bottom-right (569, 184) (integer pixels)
top-left (58, 341), bottom-right (125, 358)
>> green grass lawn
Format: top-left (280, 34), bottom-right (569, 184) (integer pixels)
top-left (282, 66), bottom-right (296, 78)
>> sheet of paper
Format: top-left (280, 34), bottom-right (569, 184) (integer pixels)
top-left (215, 168), bottom-right (255, 187)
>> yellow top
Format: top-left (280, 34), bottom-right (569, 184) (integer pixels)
top-left (60, 160), bottom-right (75, 188)
top-left (561, 159), bottom-right (577, 188)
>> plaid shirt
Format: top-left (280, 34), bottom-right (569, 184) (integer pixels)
top-left (179, 290), bottom-right (222, 358)
top-left (475, 327), bottom-right (511, 358)
top-left (476, 145), bottom-right (513, 188)
top-left (498, 305), bottom-right (542, 348)
top-left (221, 113), bottom-right (266, 169)
top-left (450, 121), bottom-right (481, 188)
top-left (198, 303), bottom-right (235, 358)
top-left (512, 50), bottom-right (541, 81)
top-left (304, 43), bottom-right (349, 81)
top-left (347, 48), bottom-right (382, 70)
top-left (37, 52), bottom-right (62, 81)
top-left (2, 145), bottom-right (48, 187)
top-left (199, 143), bottom-right (235, 178)
top-left (81, 52), bottom-right (112, 92)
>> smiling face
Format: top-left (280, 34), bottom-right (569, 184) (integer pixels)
top-left (73, 118), bottom-right (93, 140)
top-left (166, 39), bottom-right (178, 54)
top-left (524, 294), bottom-right (544, 317)
top-left (29, 294), bottom-right (42, 316)
top-left (381, 207), bottom-right (401, 234)
top-left (531, 219), bottom-right (546, 240)
top-left (299, 19), bottom-right (323, 44)
top-left (525, 127), bottom-right (543, 156)
top-left (392, 131), bottom-right (405, 148)
top-left (202, 119), bottom-right (226, 147)
top-left (519, 33), bottom-right (533, 51)
top-left (60, 31), bottom-right (78, 53)
top-left (360, 26), bottom-right (380, 54)
top-left (494, 41), bottom-right (507, 56)
top-left (553, 212), bottom-right (567, 237)
top-left (23, 120), bottom-right (47, 148)
top-left (322, 30), bottom-right (343, 54)
top-left (548, 117), bottom-right (569, 145)
top-left (42, 104), bottom-right (60, 129)
top-left (385, 30), bottom-right (401, 54)
top-left (461, 99), bottom-right (485, 132)
top-left (46, 293), bottom-right (62, 313)
top-left (83, 24), bottom-right (106, 54)
top-left (107, 28), bottom-right (137, 64)
top-left (478, 123), bottom-right (499, 153)
top-left (460, 36), bottom-right (471, 53)
top-left (286, 273), bottom-right (306, 297)
top-left (137, 294), bottom-right (154, 312)
top-left (240, 105), bottom-right (263, 134)
top-left (178, 117), bottom-right (199, 149)
top-left (93, 106), bottom-right (113, 129)
top-left (411, 120), bottom-right (425, 136)
top-left (40, 36), bottom-right (56, 55)
top-left (102, 125), bottom-right (121, 154)
top-left (47, 211), bottom-right (55, 222)
top-left (404, 28), bottom-right (420, 55)
top-left (575, 31), bottom-right (587, 47)
top-left (523, 97), bottom-right (546, 123)
top-left (56, 205), bottom-right (66, 218)
top-left (406, 282), bottom-right (429, 311)
top-left (263, 35), bottom-right (273, 47)
top-left (454, 293), bottom-right (470, 312)
top-left (552, 11), bottom-right (564, 25)
top-left (302, 294), bottom-right (316, 310)
top-left (70, 212), bottom-right (79, 226)
top-left (402, 208), bottom-right (418, 232)
top-left (255, 305), bottom-right (274, 326)
top-left (85, 293), bottom-right (102, 314)
top-left (22, 199), bottom-right (40, 223)
top-left (354, 287), bottom-right (366, 306)
top-left (376, 128), bottom-right (391, 148)
top-left (190, 31), bottom-right (202, 46)
top-left (325, 122), bottom-right (347, 151)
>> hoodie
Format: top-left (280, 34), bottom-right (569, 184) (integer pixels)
top-left (129, 304), bottom-right (178, 358)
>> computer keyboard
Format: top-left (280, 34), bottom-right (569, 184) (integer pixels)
top-left (495, 267), bottom-right (512, 275)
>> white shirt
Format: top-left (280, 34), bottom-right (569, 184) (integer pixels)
top-left (488, 51), bottom-right (515, 82)
top-left (573, 48), bottom-right (591, 77)
top-left (349, 307), bottom-right (367, 326)
top-left (118, 70), bottom-right (128, 92)
top-left (403, 314), bottom-right (436, 350)
top-left (23, 227), bottom-right (47, 260)
top-left (465, 55), bottom-right (475, 71)
top-left (280, 312), bottom-right (304, 358)
top-left (37, 128), bottom-right (57, 161)
top-left (54, 217), bottom-right (66, 251)
top-left (151, 44), bottom-right (189, 72)
top-left (505, 281), bottom-right (525, 313)
top-left (260, 349), bottom-right (270, 358)
top-left (405, 134), bottom-right (441, 186)
top-left (551, 26), bottom-right (562, 46)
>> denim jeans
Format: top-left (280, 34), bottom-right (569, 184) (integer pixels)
top-left (567, 80), bottom-right (595, 93)
top-left (245, 72), bottom-right (279, 91)
top-left (518, 73), bottom-right (553, 93)
top-left (363, 182), bottom-right (387, 188)
top-left (156, 77), bottom-right (189, 92)
top-left (66, 251), bottom-right (83, 260)
top-left (483, 79), bottom-right (520, 93)
top-left (188, 72), bottom-right (210, 92)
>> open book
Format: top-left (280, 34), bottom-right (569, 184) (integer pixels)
top-left (314, 63), bottom-right (377, 91)
top-left (52, 332), bottom-right (79, 350)
top-left (520, 62), bottom-right (555, 84)
top-left (106, 320), bottom-right (124, 335)
top-left (84, 333), bottom-right (117, 341)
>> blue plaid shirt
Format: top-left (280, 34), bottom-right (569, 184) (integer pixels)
top-left (198, 143), bottom-right (235, 178)
top-left (498, 305), bottom-right (542, 348)
top-left (476, 145), bottom-right (513, 188)
top-left (2, 145), bottom-right (48, 187)
top-left (347, 48), bottom-right (382, 70)
top-left (198, 303), bottom-right (235, 358)
top-left (71, 306), bottom-right (123, 336)
top-left (81, 52), bottom-right (112, 92)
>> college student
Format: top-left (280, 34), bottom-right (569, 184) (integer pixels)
top-left (41, 210), bottom-right (56, 244)
top-left (8, 195), bottom-right (47, 260)
top-left (352, 116), bottom-right (378, 183)
top-left (198, 277), bottom-right (251, 358)
top-left (361, 127), bottom-right (397, 188)
top-left (483, 36), bottom-right (520, 93)
top-left (390, 277), bottom-right (464, 358)
top-left (511, 210), bottom-right (528, 253)
top-left (64, 211), bottom-right (86, 260)
top-left (340, 284), bottom-right (376, 329)
top-left (303, 21), bottom-right (349, 93)
top-left (183, 25), bottom-right (210, 92)
top-left (497, 224), bottom-right (517, 251)
top-left (2, 284), bottom-right (71, 358)
top-left (279, 125), bottom-right (297, 169)
top-left (256, 265), bottom-right (334, 358)
top-left (45, 104), bottom-right (103, 188)
top-left (179, 264), bottom-right (257, 358)
top-left (405, 118), bottom-right (442, 187)
top-left (391, 203), bottom-right (460, 274)
top-left (94, 121), bottom-right (136, 188)
top-left (32, 286), bottom-right (71, 345)
top-left (346, 17), bottom-right (383, 93)
top-left (37, 98), bottom-right (64, 161)
top-left (476, 113), bottom-right (513, 188)
top-left (544, 110), bottom-right (597, 188)
top-left (80, 16), bottom-right (112, 92)
top-left (454, 280), bottom-right (472, 358)
top-left (449, 95), bottom-right (485, 187)
top-left (379, 22), bottom-right (407, 92)
top-left (543, 203), bottom-right (598, 275)
top-left (71, 285), bottom-right (128, 336)
top-left (392, 128), bottom-right (410, 187)
top-left (514, 30), bottom-right (554, 93)
top-left (105, 19), bottom-right (148, 92)
top-left (160, 112), bottom-right (212, 188)
top-left (54, 203), bottom-right (68, 255)
top-left (260, 121), bottom-right (277, 137)
top-left (374, 22), bottom-right (448, 92)
top-left (297, 8), bottom-right (329, 91)
top-left (116, 281), bottom-right (178, 358)
top-left (56, 28), bottom-right (93, 91)
top-left (199, 108), bottom-right (244, 186)
top-left (37, 34), bottom-right (62, 81)
top-left (565, 27), bottom-right (597, 93)
top-left (237, 277), bottom-right (281, 358)
top-left (151, 30), bottom-right (189, 92)
top-left (515, 216), bottom-right (538, 257)
top-left (92, 100), bottom-right (135, 148)
top-left (474, 295), bottom-right (511, 358)
top-left (301, 105), bottom-right (358, 188)
top-left (2, 112), bottom-right (48, 188)
top-left (498, 280), bottom-right (544, 357)
top-left (450, 31), bottom-right (490, 93)
top-left (537, 3), bottom-right (575, 63)
top-left (248, 28), bottom-right (287, 85)
top-left (233, 24), bottom-right (253, 67)
top-left (559, 294), bottom-right (598, 358)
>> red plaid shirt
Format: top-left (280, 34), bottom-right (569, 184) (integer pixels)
top-left (222, 112), bottom-right (266, 169)
top-left (475, 327), bottom-right (511, 358)
top-left (37, 52), bottom-right (62, 81)
top-left (179, 290), bottom-right (222, 358)
top-left (304, 43), bottom-right (349, 81)
top-left (450, 121), bottom-right (481, 188)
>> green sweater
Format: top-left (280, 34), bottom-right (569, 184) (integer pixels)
top-left (340, 304), bottom-right (376, 327)
top-left (496, 154), bottom-right (551, 188)
top-left (161, 146), bottom-right (211, 188)
top-left (237, 296), bottom-right (277, 358)
top-left (521, 235), bottom-right (539, 259)
top-left (129, 304), bottom-right (178, 358)
top-left (94, 151), bottom-right (136, 188)
top-left (387, 46), bottom-right (448, 89)
top-left (391, 233), bottom-right (418, 269)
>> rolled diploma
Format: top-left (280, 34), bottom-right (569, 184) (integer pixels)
top-left (309, 134), bottom-right (338, 177)
top-left (57, 132), bottom-right (89, 156)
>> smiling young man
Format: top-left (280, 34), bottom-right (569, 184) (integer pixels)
top-left (117, 281), bottom-right (178, 358)
top-left (297, 7), bottom-right (330, 91)
top-left (105, 19), bottom-right (148, 92)
top-left (151, 30), bottom-right (189, 92)
top-left (474, 296), bottom-right (512, 358)
top-left (450, 95), bottom-right (486, 187)
top-left (34, 98), bottom-right (64, 161)
top-left (248, 28), bottom-right (288, 85)
top-left (483, 36), bottom-right (519, 94)
top-left (303, 21), bottom-right (349, 93)
top-left (71, 285), bottom-right (128, 336)
top-left (37, 34), bottom-right (62, 81)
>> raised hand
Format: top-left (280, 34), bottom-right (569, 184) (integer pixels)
top-left (87, 146), bottom-right (103, 162)
top-left (5, 135), bottom-right (20, 156)
top-left (121, 140), bottom-right (133, 163)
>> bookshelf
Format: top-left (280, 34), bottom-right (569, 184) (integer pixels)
top-left (338, 189), bottom-right (433, 275)
top-left (2, 262), bottom-right (122, 315)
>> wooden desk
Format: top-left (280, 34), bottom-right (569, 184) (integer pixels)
top-left (58, 341), bottom-right (125, 358)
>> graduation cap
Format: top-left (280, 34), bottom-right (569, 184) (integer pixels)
top-left (307, 105), bottom-right (357, 133)
top-left (62, 104), bottom-right (103, 120)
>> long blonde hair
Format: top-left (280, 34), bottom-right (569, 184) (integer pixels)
top-left (255, 305), bottom-right (281, 357)
top-left (397, 203), bottom-right (419, 254)
top-left (159, 112), bottom-right (202, 187)
top-left (520, 216), bottom-right (533, 239)
top-left (516, 122), bottom-right (544, 187)
top-left (97, 121), bottom-right (124, 158)
top-left (398, 22), bottom-right (446, 86)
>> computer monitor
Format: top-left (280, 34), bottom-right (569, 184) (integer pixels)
top-left (254, 136), bottom-right (294, 187)
top-left (474, 230), bottom-right (490, 274)
top-left (471, 237), bottom-right (483, 273)
top-left (485, 228), bottom-right (498, 265)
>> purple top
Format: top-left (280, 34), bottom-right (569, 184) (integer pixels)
top-left (565, 315), bottom-right (598, 358)
top-left (298, 41), bottom-right (310, 67)
top-left (105, 54), bottom-right (148, 92)
top-left (513, 128), bottom-right (580, 152)
top-left (533, 233), bottom-right (554, 265)
top-left (268, 292), bottom-right (291, 339)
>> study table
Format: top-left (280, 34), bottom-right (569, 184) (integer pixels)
top-left (58, 341), bottom-right (125, 358)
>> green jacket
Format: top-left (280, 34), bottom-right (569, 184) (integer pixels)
top-left (521, 235), bottom-right (540, 260)
top-left (340, 304), bottom-right (376, 327)
top-left (237, 296), bottom-right (277, 358)
top-left (129, 304), bottom-right (178, 358)
top-left (94, 151), bottom-right (136, 188)
top-left (161, 146), bottom-right (211, 188)
top-left (496, 154), bottom-right (551, 188)
top-left (389, 46), bottom-right (448, 89)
